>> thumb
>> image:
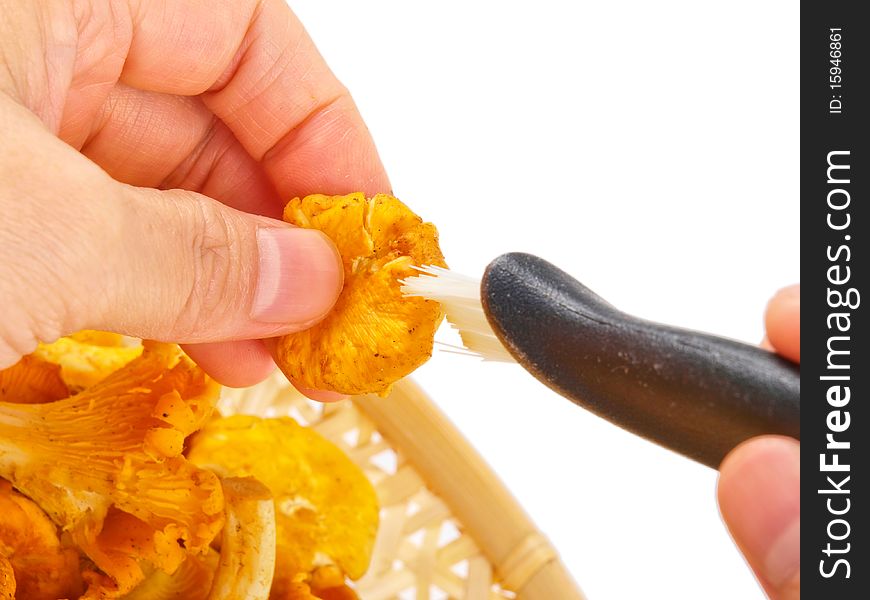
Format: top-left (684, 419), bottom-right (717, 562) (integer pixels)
top-left (0, 96), bottom-right (341, 368)
top-left (95, 184), bottom-right (344, 343)
top-left (718, 436), bottom-right (801, 600)
top-left (0, 164), bottom-right (342, 366)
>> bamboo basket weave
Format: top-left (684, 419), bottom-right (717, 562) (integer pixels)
top-left (220, 375), bottom-right (586, 600)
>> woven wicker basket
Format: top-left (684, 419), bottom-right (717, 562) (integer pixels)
top-left (220, 375), bottom-right (586, 600)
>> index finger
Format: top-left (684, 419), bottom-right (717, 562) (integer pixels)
top-left (123, 0), bottom-right (389, 201)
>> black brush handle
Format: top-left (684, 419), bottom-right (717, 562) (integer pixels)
top-left (481, 253), bottom-right (800, 468)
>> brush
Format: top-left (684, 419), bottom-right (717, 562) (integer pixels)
top-left (401, 252), bottom-right (800, 469)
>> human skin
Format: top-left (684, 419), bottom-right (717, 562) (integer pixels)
top-left (0, 0), bottom-right (389, 396)
top-left (1, 2), bottom-right (798, 595)
top-left (718, 285), bottom-right (801, 600)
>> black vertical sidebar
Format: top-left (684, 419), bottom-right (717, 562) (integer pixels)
top-left (802, 2), bottom-right (868, 598)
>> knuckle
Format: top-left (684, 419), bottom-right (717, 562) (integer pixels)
top-left (173, 195), bottom-right (248, 338)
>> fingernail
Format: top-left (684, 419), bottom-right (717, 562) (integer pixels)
top-left (718, 437), bottom-right (801, 591)
top-left (252, 228), bottom-right (343, 325)
top-left (764, 517), bottom-right (801, 588)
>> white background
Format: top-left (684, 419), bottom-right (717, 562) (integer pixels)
top-left (291, 2), bottom-right (799, 598)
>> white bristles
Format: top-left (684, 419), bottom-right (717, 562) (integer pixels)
top-left (400, 265), bottom-right (514, 362)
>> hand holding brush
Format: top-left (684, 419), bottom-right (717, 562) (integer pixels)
top-left (403, 252), bottom-right (800, 469)
top-left (404, 254), bottom-right (801, 598)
